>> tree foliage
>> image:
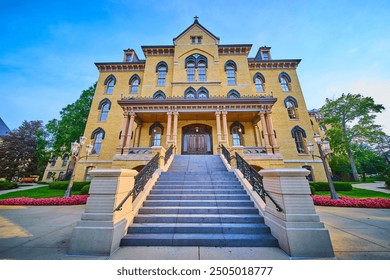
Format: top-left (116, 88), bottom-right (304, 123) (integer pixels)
top-left (0, 121), bottom-right (45, 180)
top-left (320, 93), bottom-right (385, 181)
top-left (45, 83), bottom-right (95, 155)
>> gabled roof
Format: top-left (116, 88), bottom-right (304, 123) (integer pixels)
top-left (173, 17), bottom-right (220, 43)
top-left (0, 117), bottom-right (11, 136)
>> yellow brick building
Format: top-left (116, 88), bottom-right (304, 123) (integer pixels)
top-left (74, 18), bottom-right (327, 182)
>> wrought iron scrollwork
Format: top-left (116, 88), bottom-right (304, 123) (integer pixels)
top-left (114, 152), bottom-right (160, 212)
top-left (164, 144), bottom-right (174, 165)
top-left (235, 152), bottom-right (283, 212)
top-left (221, 144), bottom-right (231, 165)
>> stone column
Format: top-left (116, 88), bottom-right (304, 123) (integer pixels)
top-left (266, 112), bottom-right (279, 153)
top-left (259, 169), bottom-right (334, 258)
top-left (117, 111), bottom-right (129, 154)
top-left (136, 124), bottom-right (142, 147)
top-left (123, 112), bottom-right (136, 154)
top-left (259, 111), bottom-right (272, 154)
top-left (172, 111), bottom-right (179, 146)
top-left (222, 110), bottom-right (229, 147)
top-left (166, 110), bottom-right (172, 147)
top-left (215, 110), bottom-right (222, 144)
top-left (253, 123), bottom-right (262, 147)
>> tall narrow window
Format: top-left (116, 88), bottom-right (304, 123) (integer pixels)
top-left (279, 72), bottom-right (291, 92)
top-left (98, 99), bottom-right (111, 122)
top-left (198, 62), bottom-right (206, 82)
top-left (100, 103), bottom-right (110, 121)
top-left (156, 61), bottom-right (168, 86)
top-left (230, 122), bottom-right (245, 146)
top-left (291, 126), bottom-right (307, 154)
top-left (225, 60), bottom-right (237, 85)
top-left (129, 74), bottom-right (141, 94)
top-left (187, 62), bottom-right (195, 82)
top-left (284, 96), bottom-right (298, 119)
top-left (106, 79), bottom-right (114, 94)
top-left (62, 155), bottom-right (69, 167)
top-left (91, 128), bottom-right (105, 155)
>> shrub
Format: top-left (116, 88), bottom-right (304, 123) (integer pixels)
top-left (385, 177), bottom-right (390, 187)
top-left (310, 182), bottom-right (352, 192)
top-left (80, 184), bottom-right (90, 195)
top-left (48, 181), bottom-right (89, 191)
top-left (309, 185), bottom-right (316, 195)
top-left (0, 180), bottom-right (18, 190)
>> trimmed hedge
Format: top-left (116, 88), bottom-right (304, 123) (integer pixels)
top-left (48, 181), bottom-right (90, 191)
top-left (80, 184), bottom-right (90, 195)
top-left (310, 182), bottom-right (352, 192)
top-left (0, 180), bottom-right (18, 190)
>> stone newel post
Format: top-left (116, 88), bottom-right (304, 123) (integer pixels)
top-left (259, 168), bottom-right (334, 258)
top-left (68, 169), bottom-right (138, 256)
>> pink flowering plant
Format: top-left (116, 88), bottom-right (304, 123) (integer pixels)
top-left (312, 195), bottom-right (390, 208)
top-left (0, 195), bottom-right (89, 206)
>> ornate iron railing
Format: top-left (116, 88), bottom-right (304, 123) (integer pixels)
top-left (221, 144), bottom-right (231, 165)
top-left (114, 152), bottom-right (160, 211)
top-left (235, 152), bottom-right (283, 212)
top-left (164, 144), bottom-right (174, 165)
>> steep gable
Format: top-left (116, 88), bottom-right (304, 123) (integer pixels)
top-left (173, 18), bottom-right (220, 45)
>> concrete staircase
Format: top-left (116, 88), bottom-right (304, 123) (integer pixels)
top-left (120, 155), bottom-right (279, 247)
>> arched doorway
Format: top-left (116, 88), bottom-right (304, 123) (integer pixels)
top-left (182, 124), bottom-right (213, 154)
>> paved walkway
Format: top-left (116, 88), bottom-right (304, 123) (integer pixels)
top-left (0, 204), bottom-right (389, 260)
top-left (352, 181), bottom-right (390, 194)
top-left (0, 184), bottom-right (47, 195)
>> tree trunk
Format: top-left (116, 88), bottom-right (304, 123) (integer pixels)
top-left (347, 149), bottom-right (360, 182)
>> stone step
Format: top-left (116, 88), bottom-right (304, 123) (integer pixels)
top-left (143, 200), bottom-right (255, 207)
top-left (146, 194), bottom-right (250, 200)
top-left (127, 223), bottom-right (269, 234)
top-left (120, 233), bottom-right (279, 247)
top-left (150, 189), bottom-right (246, 195)
top-left (138, 206), bottom-right (259, 215)
top-left (153, 184), bottom-right (242, 189)
top-left (155, 181), bottom-right (242, 186)
top-left (134, 214), bottom-right (264, 224)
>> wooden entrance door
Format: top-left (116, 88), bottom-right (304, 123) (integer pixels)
top-left (187, 134), bottom-right (207, 154)
top-left (182, 124), bottom-right (213, 155)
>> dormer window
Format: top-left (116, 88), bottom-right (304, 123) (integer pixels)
top-left (262, 51), bottom-right (270, 60)
top-left (125, 55), bottom-right (132, 62)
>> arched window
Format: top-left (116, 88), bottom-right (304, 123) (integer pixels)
top-left (197, 87), bottom-right (209, 99)
top-left (230, 122), bottom-right (245, 146)
top-left (129, 74), bottom-right (141, 94)
top-left (104, 75), bottom-right (116, 94)
top-left (156, 61), bottom-right (168, 86)
top-left (187, 61), bottom-right (195, 82)
top-left (185, 54), bottom-right (208, 82)
top-left (62, 155), bottom-right (69, 167)
top-left (284, 96), bottom-right (299, 119)
top-left (253, 72), bottom-right (265, 92)
top-left (225, 60), bottom-right (237, 85)
top-left (98, 99), bottom-right (111, 121)
top-left (149, 122), bottom-right (164, 146)
top-left (153, 90), bottom-right (166, 99)
top-left (227, 89), bottom-right (240, 99)
top-left (184, 87), bottom-right (196, 99)
top-left (291, 126), bottom-right (307, 154)
top-left (91, 128), bottom-right (105, 155)
top-left (279, 72), bottom-right (291, 92)
top-left (198, 61), bottom-right (206, 82)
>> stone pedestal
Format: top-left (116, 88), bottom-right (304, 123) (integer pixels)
top-left (260, 168), bottom-right (334, 258)
top-left (68, 169), bottom-right (138, 256)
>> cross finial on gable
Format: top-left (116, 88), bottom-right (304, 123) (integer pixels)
top-left (194, 16), bottom-right (199, 22)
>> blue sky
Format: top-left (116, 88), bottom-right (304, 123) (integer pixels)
top-left (1, 0), bottom-right (389, 134)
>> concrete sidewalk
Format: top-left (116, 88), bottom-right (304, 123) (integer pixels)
top-left (0, 183), bottom-right (48, 195)
top-left (1, 204), bottom-right (389, 260)
top-left (352, 181), bottom-right (390, 194)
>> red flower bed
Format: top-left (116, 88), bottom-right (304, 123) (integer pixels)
top-left (312, 195), bottom-right (390, 208)
top-left (0, 195), bottom-right (89, 206)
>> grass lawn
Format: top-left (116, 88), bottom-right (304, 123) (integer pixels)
top-left (315, 187), bottom-right (390, 199)
top-left (0, 186), bottom-right (81, 200)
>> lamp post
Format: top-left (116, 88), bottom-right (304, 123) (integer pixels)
top-left (307, 134), bottom-right (339, 200)
top-left (64, 136), bottom-right (93, 198)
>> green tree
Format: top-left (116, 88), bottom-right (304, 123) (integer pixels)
top-left (320, 93), bottom-right (385, 182)
top-left (354, 146), bottom-right (387, 179)
top-left (0, 120), bottom-right (45, 180)
top-left (46, 83), bottom-right (95, 155)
